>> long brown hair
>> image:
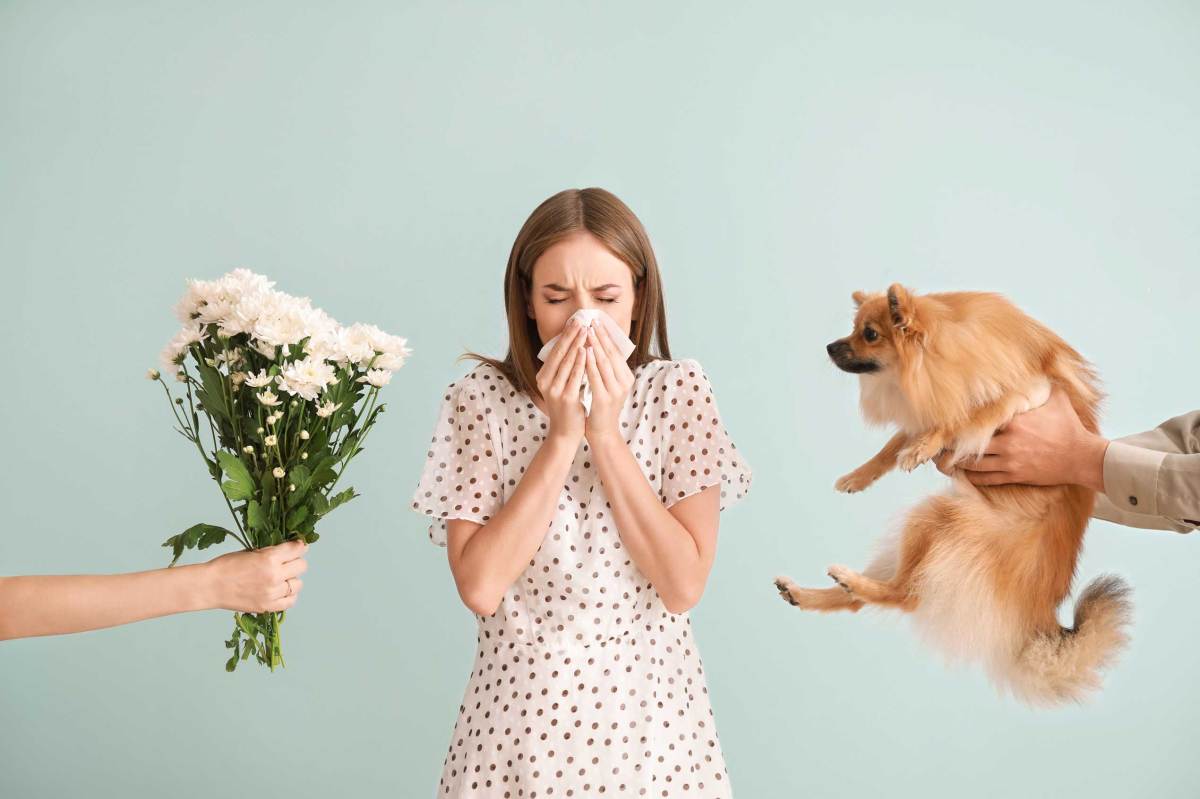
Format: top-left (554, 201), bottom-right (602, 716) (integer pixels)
top-left (463, 187), bottom-right (672, 401)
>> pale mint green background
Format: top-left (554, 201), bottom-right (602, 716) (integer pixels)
top-left (2, 1), bottom-right (1198, 796)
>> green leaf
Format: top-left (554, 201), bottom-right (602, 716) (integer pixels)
top-left (217, 451), bottom-right (255, 501)
top-left (225, 653), bottom-right (239, 672)
top-left (337, 431), bottom-right (360, 457)
top-left (285, 504), bottom-right (309, 530)
top-left (195, 361), bottom-right (230, 423)
top-left (325, 487), bottom-right (359, 515)
top-left (310, 492), bottom-right (329, 519)
top-left (162, 534), bottom-right (185, 567)
top-left (241, 639), bottom-right (255, 661)
top-left (236, 613), bottom-right (258, 637)
top-left (260, 468), bottom-right (277, 503)
top-left (196, 525), bottom-right (228, 551)
top-left (246, 500), bottom-right (267, 532)
top-left (288, 464), bottom-right (312, 502)
top-left (162, 523), bottom-right (233, 566)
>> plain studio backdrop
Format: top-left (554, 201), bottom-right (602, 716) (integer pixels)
top-left (2, 2), bottom-right (1197, 796)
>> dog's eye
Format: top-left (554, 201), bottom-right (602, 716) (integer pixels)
top-left (863, 327), bottom-right (879, 343)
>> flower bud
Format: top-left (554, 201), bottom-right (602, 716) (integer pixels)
top-left (299, 430), bottom-right (310, 440)
top-left (264, 435), bottom-right (278, 447)
top-left (290, 400), bottom-right (298, 408)
top-left (256, 427), bottom-right (265, 435)
top-left (300, 452), bottom-right (309, 460)
top-left (146, 368), bottom-right (160, 380)
top-left (243, 445), bottom-right (254, 455)
top-left (175, 372), bottom-right (188, 383)
top-left (272, 467), bottom-right (286, 479)
top-left (288, 484), bottom-right (296, 492)
top-left (174, 398), bottom-right (184, 405)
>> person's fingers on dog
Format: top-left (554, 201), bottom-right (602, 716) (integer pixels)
top-left (982, 435), bottom-right (1012, 457)
top-left (964, 470), bottom-right (1011, 486)
top-left (959, 454), bottom-right (1005, 471)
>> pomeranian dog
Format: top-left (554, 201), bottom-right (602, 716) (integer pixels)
top-left (775, 285), bottom-right (1131, 705)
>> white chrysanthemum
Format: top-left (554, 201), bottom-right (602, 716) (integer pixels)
top-left (158, 324), bottom-right (209, 372)
top-left (251, 292), bottom-right (326, 356)
top-left (244, 369), bottom-right (273, 388)
top-left (327, 324), bottom-right (373, 366)
top-left (220, 268), bottom-right (276, 297)
top-left (372, 350), bottom-right (409, 371)
top-left (217, 293), bottom-right (269, 337)
top-left (276, 357), bottom-right (337, 402)
top-left (316, 400), bottom-right (342, 418)
top-left (264, 434), bottom-right (278, 447)
top-left (174, 270), bottom-right (276, 333)
top-left (172, 279), bottom-right (213, 323)
top-left (251, 338), bottom-right (278, 359)
top-left (272, 466), bottom-right (286, 479)
top-left (257, 389), bottom-right (282, 407)
top-left (357, 368), bottom-right (392, 388)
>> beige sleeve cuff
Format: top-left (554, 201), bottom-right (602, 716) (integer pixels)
top-left (1103, 441), bottom-right (1168, 517)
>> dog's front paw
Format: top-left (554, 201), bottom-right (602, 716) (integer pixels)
top-left (898, 437), bottom-right (941, 472)
top-left (835, 469), bottom-right (875, 494)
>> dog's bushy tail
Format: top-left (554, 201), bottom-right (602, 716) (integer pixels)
top-left (1005, 575), bottom-right (1132, 706)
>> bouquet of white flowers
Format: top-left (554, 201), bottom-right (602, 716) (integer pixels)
top-left (149, 269), bottom-right (409, 671)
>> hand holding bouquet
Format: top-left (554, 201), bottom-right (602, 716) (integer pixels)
top-left (149, 269), bottom-right (409, 671)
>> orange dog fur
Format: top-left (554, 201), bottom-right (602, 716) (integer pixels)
top-left (775, 285), bottom-right (1131, 705)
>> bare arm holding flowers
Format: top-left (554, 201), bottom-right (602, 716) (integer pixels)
top-left (0, 540), bottom-right (308, 641)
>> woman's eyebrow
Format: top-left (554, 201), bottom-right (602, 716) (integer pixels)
top-left (542, 283), bottom-right (622, 291)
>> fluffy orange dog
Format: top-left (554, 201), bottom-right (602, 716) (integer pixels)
top-left (775, 285), bottom-right (1131, 705)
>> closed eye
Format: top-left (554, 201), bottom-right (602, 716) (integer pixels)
top-left (546, 297), bottom-right (618, 304)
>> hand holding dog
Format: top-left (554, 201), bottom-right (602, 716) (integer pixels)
top-left (936, 388), bottom-right (1109, 491)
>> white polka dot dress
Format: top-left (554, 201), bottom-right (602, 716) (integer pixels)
top-left (411, 357), bottom-right (752, 798)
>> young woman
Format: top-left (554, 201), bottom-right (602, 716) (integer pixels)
top-left (411, 188), bottom-right (752, 797)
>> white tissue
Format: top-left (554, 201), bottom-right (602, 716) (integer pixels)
top-left (536, 309), bottom-right (636, 415)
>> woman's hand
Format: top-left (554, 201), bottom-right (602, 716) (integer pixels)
top-left (583, 322), bottom-right (635, 444)
top-left (536, 316), bottom-right (588, 444)
top-left (934, 388), bottom-right (1109, 491)
top-left (201, 540), bottom-right (309, 613)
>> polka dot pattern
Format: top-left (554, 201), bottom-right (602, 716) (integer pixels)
top-left (410, 358), bottom-right (752, 797)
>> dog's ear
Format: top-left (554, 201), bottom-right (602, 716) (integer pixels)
top-left (886, 283), bottom-right (921, 336)
top-left (851, 291), bottom-right (869, 308)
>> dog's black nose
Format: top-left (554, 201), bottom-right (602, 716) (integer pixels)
top-left (826, 340), bottom-right (845, 356)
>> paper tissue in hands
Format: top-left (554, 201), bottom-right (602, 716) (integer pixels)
top-left (536, 309), bottom-right (635, 415)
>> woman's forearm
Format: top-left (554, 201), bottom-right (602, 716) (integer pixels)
top-left (587, 432), bottom-right (713, 613)
top-left (0, 565), bottom-right (215, 641)
top-left (449, 433), bottom-right (580, 615)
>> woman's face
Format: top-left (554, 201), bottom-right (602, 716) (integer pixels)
top-left (527, 231), bottom-right (638, 352)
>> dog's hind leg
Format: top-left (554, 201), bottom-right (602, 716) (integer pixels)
top-left (825, 497), bottom-right (945, 611)
top-left (826, 566), bottom-right (915, 610)
top-left (774, 577), bottom-right (864, 612)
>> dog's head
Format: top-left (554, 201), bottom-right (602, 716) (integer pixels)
top-left (826, 283), bottom-right (926, 376)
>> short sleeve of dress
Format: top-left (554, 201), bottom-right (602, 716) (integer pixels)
top-left (409, 375), bottom-right (504, 546)
top-left (658, 358), bottom-right (752, 511)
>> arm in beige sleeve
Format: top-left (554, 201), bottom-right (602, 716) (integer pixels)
top-left (1093, 410), bottom-right (1200, 533)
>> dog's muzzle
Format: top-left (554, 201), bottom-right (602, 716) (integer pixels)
top-left (826, 340), bottom-right (880, 374)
